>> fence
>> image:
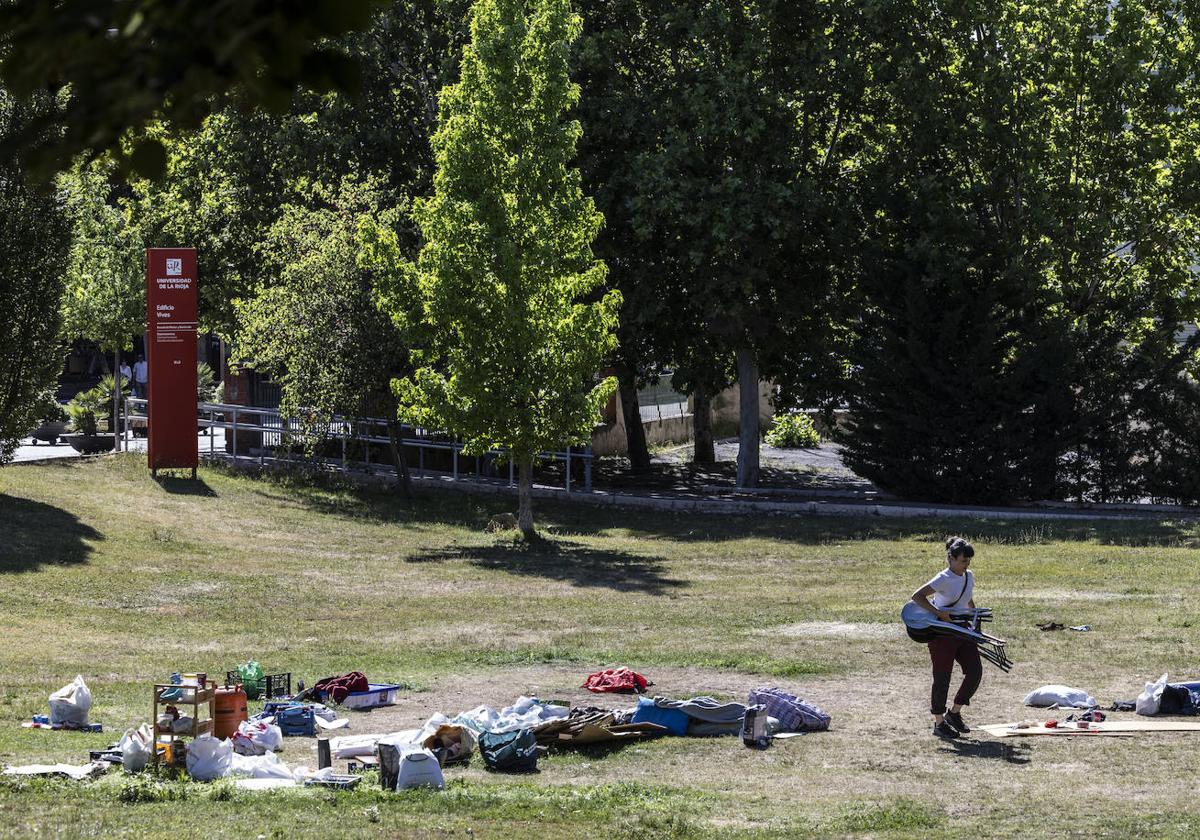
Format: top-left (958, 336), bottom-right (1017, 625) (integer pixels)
top-left (637, 370), bottom-right (690, 421)
top-left (124, 398), bottom-right (593, 492)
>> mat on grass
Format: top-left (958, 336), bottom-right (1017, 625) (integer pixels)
top-left (980, 720), bottom-right (1200, 737)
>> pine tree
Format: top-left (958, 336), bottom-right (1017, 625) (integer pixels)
top-left (383, 0), bottom-right (620, 537)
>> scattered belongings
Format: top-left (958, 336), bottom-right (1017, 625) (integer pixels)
top-left (379, 743), bottom-right (445, 789)
top-left (3, 762), bottom-right (110, 780)
top-left (454, 696), bottom-right (569, 734)
top-left (119, 725), bottom-right (153, 772)
top-left (479, 729), bottom-right (541, 773)
top-left (740, 705), bottom-right (770, 749)
top-left (1130, 674), bottom-right (1200, 716)
top-left (747, 687), bottom-right (831, 733)
top-left (23, 716), bottom-right (102, 732)
top-left (309, 672), bottom-right (369, 705)
top-left (48, 675), bottom-right (92, 728)
top-left (1069, 625), bottom-right (1091, 632)
top-left (533, 708), bottom-right (666, 748)
top-left (231, 720), bottom-right (284, 755)
top-left (226, 662), bottom-right (291, 700)
top-left (583, 667), bottom-right (651, 694)
top-left (302, 672), bottom-right (402, 709)
top-left (981, 719), bottom-right (1200, 738)
top-left (634, 696), bottom-right (748, 737)
top-left (1037, 621), bottom-right (1065, 631)
top-left (214, 683), bottom-right (249, 739)
top-left (1023, 685), bottom-right (1098, 709)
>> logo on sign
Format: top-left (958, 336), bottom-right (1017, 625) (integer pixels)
top-left (166, 258), bottom-right (182, 276)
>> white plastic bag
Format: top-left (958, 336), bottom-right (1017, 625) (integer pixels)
top-left (1022, 684), bottom-right (1097, 709)
top-left (230, 751), bottom-right (293, 780)
top-left (1137, 673), bottom-right (1169, 716)
top-left (186, 734), bottom-right (232, 780)
top-left (48, 675), bottom-right (92, 726)
top-left (232, 720), bottom-right (283, 756)
top-left (119, 724), bottom-right (153, 772)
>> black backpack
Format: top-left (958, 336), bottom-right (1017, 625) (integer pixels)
top-left (479, 729), bottom-right (539, 773)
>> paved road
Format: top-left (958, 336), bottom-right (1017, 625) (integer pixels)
top-left (10, 428), bottom-right (227, 463)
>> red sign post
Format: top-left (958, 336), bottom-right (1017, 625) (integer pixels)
top-left (145, 248), bottom-right (199, 477)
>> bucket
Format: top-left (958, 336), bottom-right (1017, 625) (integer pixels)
top-left (214, 684), bottom-right (248, 740)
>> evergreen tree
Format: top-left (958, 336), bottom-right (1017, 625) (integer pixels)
top-left (376, 0), bottom-right (620, 537)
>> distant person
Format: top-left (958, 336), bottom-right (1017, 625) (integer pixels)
top-left (133, 355), bottom-right (148, 398)
top-left (118, 359), bottom-right (132, 385)
top-left (911, 537), bottom-right (982, 740)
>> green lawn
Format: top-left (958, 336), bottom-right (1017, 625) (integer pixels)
top-left (3, 455), bottom-right (1200, 838)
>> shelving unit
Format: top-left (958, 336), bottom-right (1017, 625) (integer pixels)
top-left (152, 680), bottom-right (215, 768)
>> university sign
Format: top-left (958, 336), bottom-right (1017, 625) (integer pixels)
top-left (145, 248), bottom-right (198, 477)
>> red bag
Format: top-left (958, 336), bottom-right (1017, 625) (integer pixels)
top-left (583, 667), bottom-right (650, 694)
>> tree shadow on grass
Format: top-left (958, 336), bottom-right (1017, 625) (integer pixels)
top-left (213, 461), bottom-right (1200, 551)
top-left (0, 493), bottom-right (102, 573)
top-left (939, 738), bottom-right (1031, 764)
top-left (408, 538), bottom-right (686, 596)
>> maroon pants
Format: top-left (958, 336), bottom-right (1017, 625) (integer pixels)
top-left (928, 636), bottom-right (982, 715)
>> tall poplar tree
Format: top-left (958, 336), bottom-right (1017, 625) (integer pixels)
top-left (377, 0), bottom-right (620, 537)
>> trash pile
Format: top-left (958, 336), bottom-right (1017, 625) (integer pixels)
top-left (3, 665), bottom-right (832, 792)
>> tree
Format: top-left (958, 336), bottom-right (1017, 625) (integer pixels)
top-left (0, 0), bottom-right (387, 178)
top-left (59, 161), bottom-right (145, 448)
top-left (583, 1), bottom-right (867, 485)
top-left (235, 178), bottom-right (416, 495)
top-left (376, 0), bottom-right (620, 537)
top-left (0, 89), bottom-right (70, 463)
top-left (841, 0), bottom-right (1200, 504)
top-left (125, 1), bottom-right (470, 339)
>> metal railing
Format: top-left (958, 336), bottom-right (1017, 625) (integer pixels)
top-left (124, 398), bottom-right (592, 492)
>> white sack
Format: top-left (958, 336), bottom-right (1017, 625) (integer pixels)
top-left (1022, 685), bottom-right (1098, 708)
top-left (232, 720), bottom-right (283, 756)
top-left (186, 734), bottom-right (232, 781)
top-left (1137, 673), bottom-right (1169, 716)
top-left (119, 724), bottom-right (153, 772)
top-left (48, 675), bottom-right (92, 726)
top-left (230, 751), bottom-right (293, 780)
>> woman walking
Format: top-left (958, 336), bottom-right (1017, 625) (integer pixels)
top-left (911, 537), bottom-right (982, 739)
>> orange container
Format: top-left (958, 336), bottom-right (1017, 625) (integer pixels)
top-left (214, 684), bottom-right (248, 739)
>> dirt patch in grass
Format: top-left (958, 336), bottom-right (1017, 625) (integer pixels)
top-left (765, 621), bottom-right (904, 640)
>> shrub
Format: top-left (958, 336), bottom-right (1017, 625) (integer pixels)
top-left (766, 412), bottom-right (821, 449)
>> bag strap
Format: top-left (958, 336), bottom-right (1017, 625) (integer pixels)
top-left (948, 570), bottom-right (971, 609)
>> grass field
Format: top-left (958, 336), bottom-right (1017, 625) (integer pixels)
top-left (3, 455), bottom-right (1200, 838)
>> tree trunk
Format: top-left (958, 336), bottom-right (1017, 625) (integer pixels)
top-left (616, 361), bottom-right (650, 473)
top-left (113, 347), bottom-right (122, 452)
top-left (736, 345), bottom-right (760, 488)
top-left (386, 419), bottom-right (414, 499)
top-left (692, 381), bottom-right (714, 465)
top-left (517, 454), bottom-right (536, 538)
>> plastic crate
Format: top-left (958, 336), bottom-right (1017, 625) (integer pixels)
top-left (320, 683), bottom-right (403, 710)
top-left (276, 706), bottom-right (316, 737)
top-left (225, 671), bottom-right (291, 700)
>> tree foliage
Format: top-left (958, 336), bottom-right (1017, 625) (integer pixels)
top-left (373, 0), bottom-right (621, 536)
top-left (842, 0), bottom-right (1200, 504)
top-left (0, 90), bottom-right (70, 463)
top-left (58, 163), bottom-right (144, 353)
top-left (234, 178), bottom-right (416, 491)
top-left (0, 0), bottom-right (387, 178)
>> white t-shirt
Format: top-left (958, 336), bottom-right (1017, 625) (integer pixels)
top-left (924, 568), bottom-right (973, 611)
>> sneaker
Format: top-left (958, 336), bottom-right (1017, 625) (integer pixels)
top-left (932, 721), bottom-right (960, 739)
top-left (945, 710), bottom-right (970, 733)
